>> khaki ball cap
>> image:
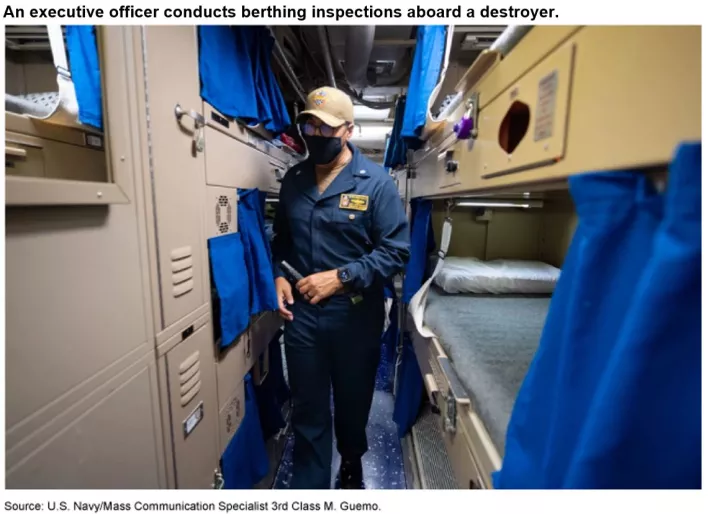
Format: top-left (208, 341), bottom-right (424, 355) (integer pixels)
top-left (297, 87), bottom-right (355, 127)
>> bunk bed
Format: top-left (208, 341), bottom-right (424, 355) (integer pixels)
top-left (423, 287), bottom-right (552, 452)
top-left (399, 25), bottom-right (701, 489)
top-left (406, 249), bottom-right (561, 487)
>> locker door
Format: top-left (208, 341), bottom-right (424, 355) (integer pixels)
top-left (143, 26), bottom-right (207, 329)
top-left (165, 324), bottom-right (219, 489)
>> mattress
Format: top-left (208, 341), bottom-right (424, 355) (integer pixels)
top-left (423, 286), bottom-right (551, 452)
top-left (6, 92), bottom-right (59, 118)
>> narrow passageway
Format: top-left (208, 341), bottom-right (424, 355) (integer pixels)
top-left (274, 338), bottom-right (406, 489)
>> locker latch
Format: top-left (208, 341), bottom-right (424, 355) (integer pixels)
top-left (453, 92), bottom-right (479, 140)
top-left (175, 103), bottom-right (206, 154)
top-left (212, 469), bottom-right (224, 489)
top-left (274, 168), bottom-right (284, 183)
top-left (445, 150), bottom-right (458, 173)
top-left (444, 391), bottom-right (457, 434)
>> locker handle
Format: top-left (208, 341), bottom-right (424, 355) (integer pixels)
top-left (6, 146), bottom-right (27, 158)
top-left (174, 103), bottom-right (205, 127)
top-left (245, 334), bottom-right (252, 359)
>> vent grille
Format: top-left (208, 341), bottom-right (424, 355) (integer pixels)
top-left (215, 195), bottom-right (233, 234)
top-left (224, 395), bottom-right (243, 438)
top-left (170, 246), bottom-right (195, 297)
top-left (412, 407), bottom-right (458, 489)
top-left (178, 350), bottom-right (202, 406)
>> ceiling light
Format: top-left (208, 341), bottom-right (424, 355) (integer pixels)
top-left (455, 200), bottom-right (543, 209)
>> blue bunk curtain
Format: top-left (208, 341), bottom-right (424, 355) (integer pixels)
top-left (198, 26), bottom-right (291, 135)
top-left (400, 26), bottom-right (447, 146)
top-left (208, 232), bottom-right (250, 348)
top-left (392, 333), bottom-right (423, 439)
top-left (221, 373), bottom-right (270, 489)
top-left (65, 26), bottom-right (103, 130)
top-left (254, 330), bottom-right (290, 441)
top-left (377, 283), bottom-right (399, 393)
top-left (402, 198), bottom-right (436, 304)
top-left (383, 95), bottom-right (409, 169)
top-left (495, 142), bottom-right (701, 489)
top-left (393, 198), bottom-right (435, 436)
top-left (238, 188), bottom-right (280, 317)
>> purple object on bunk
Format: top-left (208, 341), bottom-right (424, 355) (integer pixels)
top-left (454, 115), bottom-right (473, 140)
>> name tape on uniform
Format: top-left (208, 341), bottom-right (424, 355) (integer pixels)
top-left (339, 194), bottom-right (369, 212)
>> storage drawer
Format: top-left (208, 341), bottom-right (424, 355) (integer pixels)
top-left (205, 126), bottom-right (283, 193)
top-left (204, 102), bottom-right (296, 166)
top-left (5, 131), bottom-right (107, 182)
top-left (218, 381), bottom-right (245, 456)
top-left (5, 140), bottom-right (45, 178)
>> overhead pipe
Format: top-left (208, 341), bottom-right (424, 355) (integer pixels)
top-left (349, 123), bottom-right (393, 151)
top-left (268, 27), bottom-right (307, 104)
top-left (316, 27), bottom-right (336, 88)
top-left (344, 26), bottom-right (375, 88)
top-left (324, 30), bottom-right (396, 109)
top-left (490, 25), bottom-right (532, 56)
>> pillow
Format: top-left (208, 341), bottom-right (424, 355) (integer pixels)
top-left (434, 257), bottom-right (561, 294)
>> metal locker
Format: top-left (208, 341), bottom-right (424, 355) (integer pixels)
top-left (216, 332), bottom-right (251, 409)
top-left (249, 312), bottom-right (283, 369)
top-left (218, 380), bottom-right (245, 457)
top-left (164, 323), bottom-right (219, 489)
top-left (141, 26), bottom-right (208, 330)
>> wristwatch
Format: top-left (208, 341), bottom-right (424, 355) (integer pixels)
top-left (337, 267), bottom-right (353, 285)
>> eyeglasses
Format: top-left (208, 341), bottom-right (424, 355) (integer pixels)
top-left (300, 121), bottom-right (344, 138)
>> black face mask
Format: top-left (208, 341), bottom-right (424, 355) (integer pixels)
top-left (303, 135), bottom-right (343, 165)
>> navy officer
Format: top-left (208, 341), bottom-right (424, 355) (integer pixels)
top-left (271, 86), bottom-right (410, 489)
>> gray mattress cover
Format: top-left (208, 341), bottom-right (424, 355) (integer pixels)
top-left (423, 287), bottom-right (551, 453)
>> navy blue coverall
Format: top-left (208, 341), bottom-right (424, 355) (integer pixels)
top-left (272, 144), bottom-right (410, 489)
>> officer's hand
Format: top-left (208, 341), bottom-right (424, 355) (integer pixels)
top-left (297, 270), bottom-right (344, 305)
top-left (275, 277), bottom-right (294, 321)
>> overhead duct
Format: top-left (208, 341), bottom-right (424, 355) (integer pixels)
top-left (370, 52), bottom-right (411, 86)
top-left (350, 123), bottom-right (392, 151)
top-left (353, 104), bottom-right (391, 121)
top-left (344, 26), bottom-right (375, 88)
top-left (316, 26), bottom-right (336, 87)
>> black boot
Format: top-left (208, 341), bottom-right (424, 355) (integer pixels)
top-left (338, 458), bottom-right (364, 489)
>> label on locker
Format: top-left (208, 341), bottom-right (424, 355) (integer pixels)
top-left (534, 69), bottom-right (559, 141)
top-left (183, 401), bottom-right (204, 437)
